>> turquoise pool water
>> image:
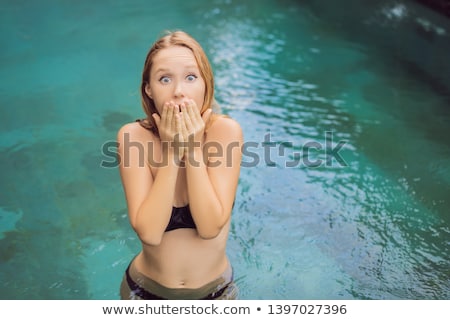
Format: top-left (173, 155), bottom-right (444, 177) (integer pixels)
top-left (0, 0), bottom-right (449, 299)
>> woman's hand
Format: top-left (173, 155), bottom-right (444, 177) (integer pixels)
top-left (179, 99), bottom-right (212, 160)
top-left (152, 102), bottom-right (185, 162)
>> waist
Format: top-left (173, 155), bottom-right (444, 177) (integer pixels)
top-left (126, 257), bottom-right (233, 299)
top-left (139, 229), bottom-right (228, 282)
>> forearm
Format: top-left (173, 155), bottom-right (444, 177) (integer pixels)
top-left (134, 157), bottom-right (179, 245)
top-left (185, 149), bottom-right (225, 238)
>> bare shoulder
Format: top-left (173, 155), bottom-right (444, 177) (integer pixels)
top-left (207, 116), bottom-right (243, 142)
top-left (117, 121), bottom-right (156, 143)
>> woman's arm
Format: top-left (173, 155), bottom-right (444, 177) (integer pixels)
top-left (184, 115), bottom-right (243, 239)
top-left (117, 106), bottom-right (183, 246)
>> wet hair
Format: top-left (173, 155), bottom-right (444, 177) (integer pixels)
top-left (139, 30), bottom-right (218, 134)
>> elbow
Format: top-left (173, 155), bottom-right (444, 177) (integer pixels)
top-left (130, 214), bottom-right (164, 246)
top-left (197, 227), bottom-right (222, 240)
top-left (140, 235), bottom-right (163, 247)
top-left (132, 225), bottom-right (163, 247)
top-left (139, 232), bottom-right (163, 246)
top-left (191, 203), bottom-right (231, 239)
top-left (197, 214), bottom-right (229, 240)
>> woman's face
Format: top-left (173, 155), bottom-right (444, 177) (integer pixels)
top-left (145, 45), bottom-right (206, 115)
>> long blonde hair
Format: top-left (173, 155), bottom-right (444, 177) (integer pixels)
top-left (139, 30), bottom-right (219, 134)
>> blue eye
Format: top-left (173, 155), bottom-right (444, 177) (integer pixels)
top-left (186, 74), bottom-right (197, 81)
top-left (159, 76), bottom-right (171, 84)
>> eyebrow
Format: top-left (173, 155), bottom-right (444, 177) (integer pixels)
top-left (153, 65), bottom-right (199, 74)
top-left (154, 67), bottom-right (170, 73)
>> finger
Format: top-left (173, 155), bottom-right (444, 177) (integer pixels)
top-left (181, 111), bottom-right (189, 135)
top-left (160, 102), bottom-right (169, 128)
top-left (174, 113), bottom-right (184, 149)
top-left (173, 103), bottom-right (180, 130)
top-left (202, 108), bottom-right (213, 125)
top-left (175, 112), bottom-right (182, 136)
top-left (165, 101), bottom-right (174, 129)
top-left (180, 111), bottom-right (189, 140)
top-left (181, 103), bottom-right (193, 131)
top-left (152, 113), bottom-right (161, 128)
top-left (187, 99), bottom-right (201, 123)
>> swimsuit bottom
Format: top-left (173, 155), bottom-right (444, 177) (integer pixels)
top-left (120, 260), bottom-right (238, 300)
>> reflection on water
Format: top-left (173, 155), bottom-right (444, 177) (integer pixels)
top-left (208, 0), bottom-right (449, 299)
top-left (0, 0), bottom-right (449, 299)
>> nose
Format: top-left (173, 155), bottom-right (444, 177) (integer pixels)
top-left (173, 81), bottom-right (185, 99)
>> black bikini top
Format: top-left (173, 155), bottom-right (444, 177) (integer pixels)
top-left (165, 205), bottom-right (196, 232)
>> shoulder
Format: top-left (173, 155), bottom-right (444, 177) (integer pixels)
top-left (117, 121), bottom-right (156, 143)
top-left (207, 116), bottom-right (243, 141)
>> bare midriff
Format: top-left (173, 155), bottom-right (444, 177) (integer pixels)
top-left (133, 224), bottom-right (230, 289)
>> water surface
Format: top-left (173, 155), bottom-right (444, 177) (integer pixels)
top-left (0, 0), bottom-right (449, 299)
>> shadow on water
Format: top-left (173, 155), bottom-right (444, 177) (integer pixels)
top-left (0, 143), bottom-right (88, 299)
top-left (0, 108), bottom-right (137, 298)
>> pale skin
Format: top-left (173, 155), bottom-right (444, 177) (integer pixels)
top-left (117, 46), bottom-right (243, 288)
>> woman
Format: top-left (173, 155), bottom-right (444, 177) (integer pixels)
top-left (117, 30), bottom-right (242, 299)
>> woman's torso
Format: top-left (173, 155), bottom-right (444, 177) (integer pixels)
top-left (130, 121), bottom-right (231, 289)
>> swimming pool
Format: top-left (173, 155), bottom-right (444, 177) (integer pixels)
top-left (0, 0), bottom-right (449, 299)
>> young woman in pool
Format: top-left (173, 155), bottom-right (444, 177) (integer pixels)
top-left (117, 30), bottom-right (242, 299)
